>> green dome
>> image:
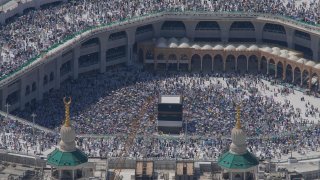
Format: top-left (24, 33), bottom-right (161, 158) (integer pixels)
top-left (47, 148), bottom-right (88, 167)
top-left (218, 150), bottom-right (259, 170)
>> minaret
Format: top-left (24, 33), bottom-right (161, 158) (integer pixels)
top-left (229, 105), bottom-right (247, 155)
top-left (218, 103), bottom-right (259, 180)
top-left (47, 97), bottom-right (89, 180)
top-left (59, 97), bottom-right (76, 152)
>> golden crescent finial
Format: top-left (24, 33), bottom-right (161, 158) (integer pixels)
top-left (63, 97), bottom-right (72, 127)
top-left (236, 104), bottom-right (241, 129)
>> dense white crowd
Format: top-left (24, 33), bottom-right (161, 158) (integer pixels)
top-left (0, 0), bottom-right (319, 79)
top-left (1, 67), bottom-right (317, 160)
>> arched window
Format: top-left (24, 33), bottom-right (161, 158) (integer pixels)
top-left (32, 82), bottom-right (37, 92)
top-left (263, 23), bottom-right (286, 34)
top-left (180, 54), bottom-right (188, 60)
top-left (49, 72), bottom-right (54, 81)
top-left (168, 54), bottom-right (177, 60)
top-left (43, 75), bottom-right (48, 85)
top-left (146, 50), bottom-right (154, 59)
top-left (157, 54), bottom-right (165, 61)
top-left (25, 85), bottom-right (30, 96)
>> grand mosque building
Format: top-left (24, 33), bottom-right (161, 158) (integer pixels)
top-left (0, 8), bottom-right (320, 112)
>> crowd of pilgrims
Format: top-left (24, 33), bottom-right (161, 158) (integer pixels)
top-left (0, 66), bottom-right (319, 160)
top-left (0, 0), bottom-right (320, 78)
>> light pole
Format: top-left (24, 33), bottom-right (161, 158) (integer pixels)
top-left (5, 103), bottom-right (10, 118)
top-left (31, 113), bottom-right (37, 146)
top-left (184, 111), bottom-right (188, 159)
top-left (31, 113), bottom-right (37, 171)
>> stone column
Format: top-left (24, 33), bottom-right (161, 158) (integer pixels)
top-left (126, 28), bottom-right (136, 66)
top-left (183, 21), bottom-right (197, 40)
top-left (211, 59), bottom-right (214, 72)
top-left (235, 57), bottom-right (238, 72)
top-left (56, 56), bottom-right (62, 89)
top-left (254, 22), bottom-right (264, 44)
top-left (300, 72), bottom-right (303, 86)
top-left (311, 34), bottom-right (319, 62)
top-left (0, 86), bottom-right (8, 111)
top-left (72, 169), bottom-right (75, 180)
top-left (99, 34), bottom-right (108, 73)
top-left (153, 22), bottom-right (162, 38)
top-left (286, 28), bottom-right (294, 49)
top-left (19, 77), bottom-right (26, 110)
top-left (73, 46), bottom-right (80, 80)
top-left (220, 22), bottom-right (232, 43)
top-left (275, 63), bottom-right (278, 78)
top-left (177, 61), bottom-right (179, 71)
top-left (308, 71), bottom-right (312, 89)
top-left (37, 65), bottom-right (44, 101)
top-left (282, 63), bottom-right (286, 81)
top-left (292, 70), bottom-right (295, 83)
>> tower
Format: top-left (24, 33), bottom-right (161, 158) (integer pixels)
top-left (47, 97), bottom-right (92, 180)
top-left (218, 105), bottom-right (259, 180)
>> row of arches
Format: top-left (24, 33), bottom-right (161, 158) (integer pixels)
top-left (81, 21), bottom-right (312, 47)
top-left (149, 53), bottom-right (319, 90)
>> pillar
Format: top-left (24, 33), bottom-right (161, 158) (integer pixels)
top-left (292, 70), bottom-right (295, 83)
top-left (267, 60), bottom-right (269, 75)
top-left (0, 86), bottom-right (8, 111)
top-left (73, 46), bottom-right (80, 80)
top-left (246, 59), bottom-right (249, 72)
top-left (311, 35), bottom-right (319, 62)
top-left (286, 28), bottom-right (294, 49)
top-left (200, 59), bottom-right (203, 71)
top-left (318, 76), bottom-right (320, 91)
top-left (235, 58), bottom-right (238, 72)
top-left (223, 57), bottom-right (226, 72)
top-left (152, 23), bottom-right (162, 38)
top-left (154, 62), bottom-right (157, 70)
top-left (19, 77), bottom-right (26, 110)
top-left (72, 169), bottom-right (75, 180)
top-left (282, 63), bottom-right (286, 81)
top-left (254, 22), bottom-right (264, 44)
top-left (211, 59), bottom-right (214, 71)
top-left (99, 34), bottom-right (108, 73)
top-left (126, 28), bottom-right (136, 66)
top-left (220, 22), bottom-right (232, 43)
top-left (275, 63), bottom-right (278, 78)
top-left (183, 21), bottom-right (197, 40)
top-left (258, 58), bottom-right (261, 73)
top-left (56, 56), bottom-right (62, 89)
top-left (37, 65), bottom-right (44, 101)
top-left (308, 72), bottom-right (312, 89)
top-left (300, 72), bottom-right (303, 86)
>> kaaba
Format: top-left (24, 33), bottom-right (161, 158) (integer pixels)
top-left (157, 95), bottom-right (183, 134)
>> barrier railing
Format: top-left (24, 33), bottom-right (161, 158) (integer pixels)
top-left (0, 10), bottom-right (319, 85)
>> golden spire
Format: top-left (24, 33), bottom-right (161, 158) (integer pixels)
top-left (63, 97), bottom-right (72, 127)
top-left (236, 104), bottom-right (241, 129)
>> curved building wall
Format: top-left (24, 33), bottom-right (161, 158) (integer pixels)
top-left (0, 12), bottom-right (320, 111)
